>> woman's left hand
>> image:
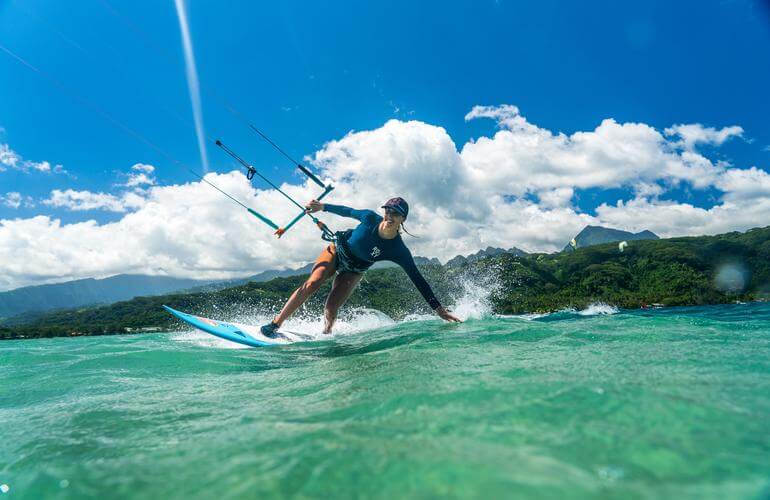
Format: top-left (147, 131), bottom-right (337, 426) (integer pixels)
top-left (436, 306), bottom-right (462, 322)
top-left (305, 199), bottom-right (324, 213)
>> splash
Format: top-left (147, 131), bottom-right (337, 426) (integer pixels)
top-left (450, 279), bottom-right (495, 319)
top-left (170, 305), bottom-right (398, 349)
top-left (269, 307), bottom-right (396, 340)
top-left (174, 0), bottom-right (209, 172)
top-left (578, 303), bottom-right (619, 316)
top-left (447, 263), bottom-right (503, 320)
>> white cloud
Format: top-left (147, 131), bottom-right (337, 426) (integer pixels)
top-left (461, 109), bottom-right (724, 196)
top-left (131, 163), bottom-right (155, 174)
top-left (0, 106), bottom-right (768, 291)
top-left (0, 191), bottom-right (22, 209)
top-left (595, 196), bottom-right (770, 238)
top-left (1, 192), bottom-right (27, 209)
top-left (537, 187), bottom-right (575, 208)
top-left (122, 163), bottom-right (157, 187)
top-left (465, 104), bottom-right (532, 132)
top-left (43, 189), bottom-right (145, 212)
top-left (0, 172), bottom-right (325, 289)
top-left (124, 173), bottom-right (154, 187)
top-left (633, 182), bottom-right (664, 199)
top-left (0, 192), bottom-right (35, 209)
top-left (43, 163), bottom-right (160, 212)
top-left (664, 123), bottom-right (744, 150)
top-left (0, 143), bottom-right (67, 175)
top-left (715, 166), bottom-right (770, 202)
top-left (1, 192), bottom-right (22, 209)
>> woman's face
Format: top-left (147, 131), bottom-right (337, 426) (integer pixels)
top-left (383, 208), bottom-right (405, 228)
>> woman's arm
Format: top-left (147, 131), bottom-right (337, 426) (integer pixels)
top-left (306, 200), bottom-right (378, 223)
top-left (396, 251), bottom-right (461, 322)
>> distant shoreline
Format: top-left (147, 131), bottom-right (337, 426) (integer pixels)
top-left (3, 299), bottom-right (768, 343)
top-left (3, 226), bottom-right (769, 341)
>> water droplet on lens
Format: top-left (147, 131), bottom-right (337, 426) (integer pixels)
top-left (714, 262), bottom-right (749, 292)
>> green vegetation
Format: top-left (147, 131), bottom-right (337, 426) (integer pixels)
top-left (483, 226), bottom-right (770, 313)
top-left (3, 226), bottom-right (770, 340)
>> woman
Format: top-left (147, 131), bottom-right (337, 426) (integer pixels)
top-left (261, 197), bottom-right (461, 337)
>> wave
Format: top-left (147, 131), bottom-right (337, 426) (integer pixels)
top-left (578, 303), bottom-right (619, 316)
top-left (520, 303), bottom-right (619, 322)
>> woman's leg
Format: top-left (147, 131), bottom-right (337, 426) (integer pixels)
top-left (323, 272), bottom-right (364, 334)
top-left (273, 245), bottom-right (337, 325)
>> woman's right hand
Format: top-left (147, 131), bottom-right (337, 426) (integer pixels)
top-left (305, 199), bottom-right (324, 213)
top-left (436, 306), bottom-right (462, 323)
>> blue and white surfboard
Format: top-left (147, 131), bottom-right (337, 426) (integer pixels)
top-left (163, 305), bottom-right (309, 348)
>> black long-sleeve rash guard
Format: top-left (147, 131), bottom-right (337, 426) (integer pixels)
top-left (324, 203), bottom-right (442, 310)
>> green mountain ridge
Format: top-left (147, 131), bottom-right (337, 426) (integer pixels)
top-left (445, 246), bottom-right (527, 267)
top-left (3, 225), bottom-right (769, 340)
top-left (0, 275), bottom-right (209, 319)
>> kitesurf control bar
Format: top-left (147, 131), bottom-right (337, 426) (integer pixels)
top-left (215, 139), bottom-right (335, 239)
top-left (281, 184), bottom-right (334, 234)
top-left (247, 208), bottom-right (279, 231)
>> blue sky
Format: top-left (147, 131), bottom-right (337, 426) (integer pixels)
top-left (1, 0), bottom-right (770, 288)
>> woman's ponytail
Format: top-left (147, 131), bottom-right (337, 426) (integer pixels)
top-left (400, 222), bottom-right (419, 238)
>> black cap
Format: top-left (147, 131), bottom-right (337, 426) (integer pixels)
top-left (381, 197), bottom-right (409, 217)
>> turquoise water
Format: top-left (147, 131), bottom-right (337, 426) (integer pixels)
top-left (2, 303), bottom-right (770, 499)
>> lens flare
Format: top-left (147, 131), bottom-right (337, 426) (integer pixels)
top-left (714, 262), bottom-right (749, 293)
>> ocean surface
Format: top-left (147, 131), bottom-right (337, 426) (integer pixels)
top-left (2, 301), bottom-right (770, 499)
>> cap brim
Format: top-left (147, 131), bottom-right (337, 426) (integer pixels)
top-left (382, 206), bottom-right (407, 216)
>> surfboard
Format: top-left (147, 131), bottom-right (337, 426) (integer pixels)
top-left (163, 305), bottom-right (311, 347)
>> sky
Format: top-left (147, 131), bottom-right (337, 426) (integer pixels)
top-left (1, 0), bottom-right (770, 291)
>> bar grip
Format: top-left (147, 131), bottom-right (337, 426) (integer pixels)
top-left (248, 208), bottom-right (279, 230)
top-left (298, 164), bottom-right (326, 188)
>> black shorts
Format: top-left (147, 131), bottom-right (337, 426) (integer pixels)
top-left (334, 231), bottom-right (372, 274)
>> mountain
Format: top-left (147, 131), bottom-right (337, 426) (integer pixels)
top-left (248, 264), bottom-right (315, 281)
top-left (182, 263), bottom-right (317, 293)
top-left (413, 256), bottom-right (442, 266)
top-left (370, 255), bottom-right (441, 270)
top-left (0, 275), bottom-right (209, 319)
top-left (564, 225), bottom-right (658, 252)
top-left (446, 246), bottom-right (527, 267)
